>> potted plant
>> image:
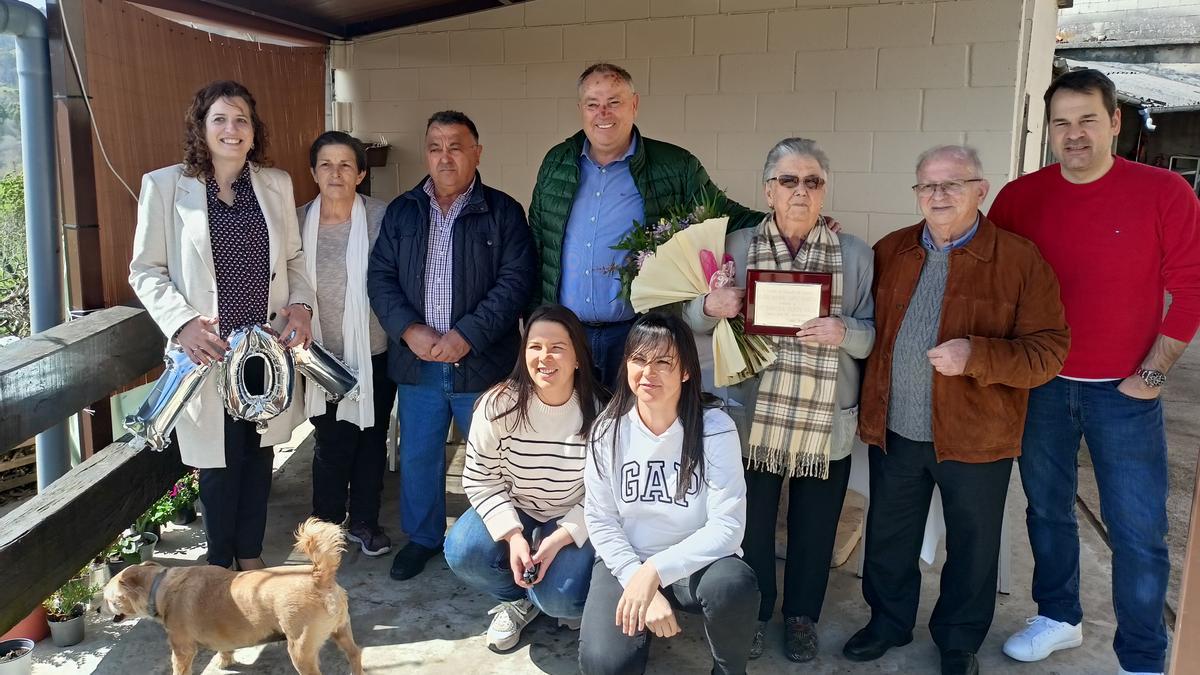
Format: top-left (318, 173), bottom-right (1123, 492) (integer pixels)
top-left (42, 571), bottom-right (98, 647)
top-left (167, 471), bottom-right (200, 525)
top-left (103, 507), bottom-right (160, 575)
top-left (0, 638), bottom-right (33, 675)
top-left (0, 606), bottom-right (47, 644)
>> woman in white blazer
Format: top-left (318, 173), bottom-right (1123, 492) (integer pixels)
top-left (128, 80), bottom-right (315, 571)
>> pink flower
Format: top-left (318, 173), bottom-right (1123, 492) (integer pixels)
top-left (699, 249), bottom-right (718, 284)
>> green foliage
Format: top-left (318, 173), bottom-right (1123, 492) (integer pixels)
top-left (145, 471), bottom-right (200, 527)
top-left (42, 568), bottom-right (99, 621)
top-left (0, 170), bottom-right (25, 339)
top-left (0, 168), bottom-right (22, 218)
top-left (608, 187), bottom-right (728, 300)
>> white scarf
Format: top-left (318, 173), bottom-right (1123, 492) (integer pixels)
top-left (302, 194), bottom-right (374, 429)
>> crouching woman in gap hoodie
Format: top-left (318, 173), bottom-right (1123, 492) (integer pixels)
top-left (579, 312), bottom-right (759, 675)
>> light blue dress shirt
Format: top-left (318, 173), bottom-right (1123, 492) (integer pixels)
top-left (921, 214), bottom-right (980, 252)
top-left (559, 135), bottom-right (645, 323)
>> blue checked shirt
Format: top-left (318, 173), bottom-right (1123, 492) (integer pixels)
top-left (423, 177), bottom-right (476, 334)
top-left (559, 136), bottom-right (644, 323)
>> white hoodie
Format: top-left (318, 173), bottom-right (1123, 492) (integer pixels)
top-left (584, 406), bottom-right (747, 588)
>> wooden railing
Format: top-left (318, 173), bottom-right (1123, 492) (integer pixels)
top-left (0, 306), bottom-right (184, 634)
top-left (1172, 462), bottom-right (1200, 674)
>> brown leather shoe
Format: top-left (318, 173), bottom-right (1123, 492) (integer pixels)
top-left (785, 616), bottom-right (819, 663)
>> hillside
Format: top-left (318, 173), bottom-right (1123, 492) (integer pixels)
top-left (0, 36), bottom-right (19, 176)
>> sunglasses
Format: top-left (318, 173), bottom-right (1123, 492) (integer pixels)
top-left (768, 174), bottom-right (826, 190)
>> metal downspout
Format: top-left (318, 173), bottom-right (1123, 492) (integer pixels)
top-left (0, 0), bottom-right (69, 489)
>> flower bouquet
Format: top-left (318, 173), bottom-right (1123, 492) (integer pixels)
top-left (611, 193), bottom-right (775, 387)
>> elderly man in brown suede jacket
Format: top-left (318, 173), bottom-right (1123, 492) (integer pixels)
top-left (842, 145), bottom-right (1069, 675)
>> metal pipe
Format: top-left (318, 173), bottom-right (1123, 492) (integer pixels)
top-left (0, 0), bottom-right (70, 489)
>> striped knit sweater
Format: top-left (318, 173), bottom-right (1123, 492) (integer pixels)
top-left (461, 388), bottom-right (589, 546)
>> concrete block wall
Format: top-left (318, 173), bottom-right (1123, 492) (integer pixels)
top-left (334, 0), bottom-right (1052, 243)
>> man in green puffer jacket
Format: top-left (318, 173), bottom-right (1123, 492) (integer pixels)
top-left (528, 62), bottom-right (764, 388)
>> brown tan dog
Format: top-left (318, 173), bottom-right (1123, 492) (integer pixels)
top-left (101, 518), bottom-right (363, 675)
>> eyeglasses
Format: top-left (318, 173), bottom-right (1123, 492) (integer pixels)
top-left (911, 178), bottom-right (984, 197)
top-left (768, 174), bottom-right (826, 191)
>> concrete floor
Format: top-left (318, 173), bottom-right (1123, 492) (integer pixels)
top-left (28, 420), bottom-right (1131, 675)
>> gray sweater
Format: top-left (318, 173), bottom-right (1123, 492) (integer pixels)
top-left (297, 195), bottom-right (390, 358)
top-left (886, 249), bottom-right (948, 442)
top-left (684, 227), bottom-right (875, 464)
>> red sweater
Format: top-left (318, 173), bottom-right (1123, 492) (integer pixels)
top-left (989, 156), bottom-right (1200, 378)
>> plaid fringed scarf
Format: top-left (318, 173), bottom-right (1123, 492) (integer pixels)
top-left (746, 214), bottom-right (843, 479)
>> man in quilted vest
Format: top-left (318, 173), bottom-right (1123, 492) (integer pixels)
top-left (527, 63), bottom-right (762, 389)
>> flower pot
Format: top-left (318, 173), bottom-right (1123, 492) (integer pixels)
top-left (47, 615), bottom-right (84, 647)
top-left (138, 531), bottom-right (159, 562)
top-left (171, 504), bottom-right (197, 526)
top-left (89, 562), bottom-right (111, 590)
top-left (0, 607), bottom-right (47, 643)
top-left (106, 558), bottom-right (128, 577)
top-left (0, 638), bottom-right (34, 675)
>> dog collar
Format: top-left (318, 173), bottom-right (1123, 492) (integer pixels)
top-left (147, 568), bottom-right (168, 618)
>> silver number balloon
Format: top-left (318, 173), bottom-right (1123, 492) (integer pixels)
top-left (292, 340), bottom-right (361, 403)
top-left (218, 324), bottom-right (295, 431)
top-left (124, 348), bottom-right (212, 451)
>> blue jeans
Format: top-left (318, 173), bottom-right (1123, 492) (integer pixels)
top-left (585, 321), bottom-right (634, 393)
top-left (1020, 377), bottom-right (1169, 673)
top-left (396, 361), bottom-right (481, 549)
top-left (444, 507), bottom-right (595, 619)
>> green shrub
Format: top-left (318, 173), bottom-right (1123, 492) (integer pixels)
top-left (0, 170), bottom-right (25, 339)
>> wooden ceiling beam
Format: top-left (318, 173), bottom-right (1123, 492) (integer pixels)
top-left (347, 0), bottom-right (512, 38)
top-left (130, 0), bottom-right (334, 43)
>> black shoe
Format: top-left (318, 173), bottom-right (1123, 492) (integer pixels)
top-left (842, 625), bottom-right (912, 662)
top-left (940, 649), bottom-right (979, 675)
top-left (785, 616), bottom-right (819, 663)
top-left (389, 541), bottom-right (441, 581)
top-left (749, 621), bottom-right (767, 660)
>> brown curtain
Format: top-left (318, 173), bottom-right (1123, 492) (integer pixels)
top-left (83, 0), bottom-right (326, 306)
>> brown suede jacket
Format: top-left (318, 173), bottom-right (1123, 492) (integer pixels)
top-left (858, 215), bottom-right (1070, 463)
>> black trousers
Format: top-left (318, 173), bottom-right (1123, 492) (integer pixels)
top-left (579, 557), bottom-right (759, 675)
top-left (198, 415), bottom-right (274, 568)
top-left (310, 352), bottom-right (397, 528)
top-left (862, 431), bottom-right (1013, 652)
top-left (742, 455), bottom-right (851, 622)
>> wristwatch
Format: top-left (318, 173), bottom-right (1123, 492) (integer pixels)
top-left (1136, 367), bottom-right (1167, 388)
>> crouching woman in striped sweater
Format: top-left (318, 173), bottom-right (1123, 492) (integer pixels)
top-left (444, 304), bottom-right (602, 653)
top-left (580, 313), bottom-right (760, 675)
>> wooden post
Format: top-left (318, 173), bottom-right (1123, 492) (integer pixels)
top-left (1170, 450), bottom-right (1200, 674)
top-left (47, 0), bottom-right (112, 458)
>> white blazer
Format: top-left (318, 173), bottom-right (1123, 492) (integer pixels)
top-left (129, 163), bottom-right (316, 468)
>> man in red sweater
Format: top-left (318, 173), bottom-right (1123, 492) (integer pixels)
top-left (989, 69), bottom-right (1200, 675)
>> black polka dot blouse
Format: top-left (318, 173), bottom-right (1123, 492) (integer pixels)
top-left (206, 163), bottom-right (270, 339)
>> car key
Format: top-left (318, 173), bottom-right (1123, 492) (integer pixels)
top-left (523, 529), bottom-right (542, 584)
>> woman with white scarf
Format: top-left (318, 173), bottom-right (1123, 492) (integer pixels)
top-left (684, 138), bottom-right (875, 663)
top-left (298, 132), bottom-right (394, 556)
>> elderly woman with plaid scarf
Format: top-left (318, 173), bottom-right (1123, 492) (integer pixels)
top-left (684, 137), bottom-right (875, 664)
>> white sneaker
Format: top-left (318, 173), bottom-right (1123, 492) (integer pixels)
top-left (486, 599), bottom-right (540, 653)
top-left (1002, 615), bottom-right (1083, 662)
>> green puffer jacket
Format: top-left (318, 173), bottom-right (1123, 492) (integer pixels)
top-left (527, 127), bottom-right (764, 307)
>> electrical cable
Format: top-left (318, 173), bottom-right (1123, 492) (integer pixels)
top-left (57, 7), bottom-right (138, 201)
